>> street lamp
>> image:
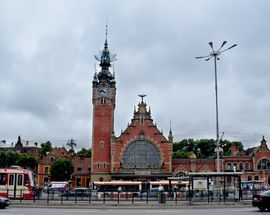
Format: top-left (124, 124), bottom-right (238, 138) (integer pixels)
top-left (196, 41), bottom-right (237, 196)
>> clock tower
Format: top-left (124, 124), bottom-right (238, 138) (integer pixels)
top-left (91, 28), bottom-right (116, 182)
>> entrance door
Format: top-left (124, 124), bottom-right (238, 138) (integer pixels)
top-left (8, 174), bottom-right (24, 198)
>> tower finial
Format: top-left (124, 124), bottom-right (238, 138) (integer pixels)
top-left (138, 94), bottom-right (146, 102)
top-left (105, 18), bottom-right (108, 48)
top-left (94, 62), bottom-right (97, 73)
top-left (168, 119), bottom-right (173, 142)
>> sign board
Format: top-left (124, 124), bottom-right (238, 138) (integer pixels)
top-left (193, 179), bottom-right (207, 189)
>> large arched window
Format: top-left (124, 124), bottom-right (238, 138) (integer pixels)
top-left (257, 159), bottom-right (270, 170)
top-left (122, 140), bottom-right (161, 169)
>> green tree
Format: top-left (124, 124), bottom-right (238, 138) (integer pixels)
top-left (220, 140), bottom-right (244, 156)
top-left (49, 158), bottom-right (74, 181)
top-left (173, 138), bottom-right (244, 159)
top-left (0, 152), bottom-right (8, 167)
top-left (40, 141), bottom-right (52, 159)
top-left (0, 151), bottom-right (37, 169)
top-left (76, 148), bottom-right (91, 158)
top-left (17, 153), bottom-right (37, 169)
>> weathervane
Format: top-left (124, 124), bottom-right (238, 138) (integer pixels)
top-left (138, 94), bottom-right (146, 102)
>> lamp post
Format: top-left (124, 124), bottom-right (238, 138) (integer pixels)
top-left (196, 41), bottom-right (237, 196)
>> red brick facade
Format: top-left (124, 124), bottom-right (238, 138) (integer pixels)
top-left (91, 38), bottom-right (172, 182)
top-left (110, 99), bottom-right (173, 180)
top-left (172, 137), bottom-right (270, 187)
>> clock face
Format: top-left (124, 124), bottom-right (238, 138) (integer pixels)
top-left (99, 87), bottom-right (108, 97)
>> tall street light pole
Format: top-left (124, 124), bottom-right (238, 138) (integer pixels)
top-left (196, 41), bottom-right (237, 196)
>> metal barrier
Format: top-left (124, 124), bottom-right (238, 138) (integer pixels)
top-left (8, 188), bottom-right (267, 205)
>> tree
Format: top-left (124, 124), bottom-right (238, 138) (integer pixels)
top-left (18, 153), bottom-right (37, 169)
top-left (220, 140), bottom-right (244, 156)
top-left (0, 151), bottom-right (37, 169)
top-left (76, 148), bottom-right (91, 158)
top-left (40, 141), bottom-right (52, 159)
top-left (49, 158), bottom-right (74, 181)
top-left (173, 138), bottom-right (244, 159)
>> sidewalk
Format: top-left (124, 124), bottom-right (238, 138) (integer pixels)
top-left (10, 199), bottom-right (253, 209)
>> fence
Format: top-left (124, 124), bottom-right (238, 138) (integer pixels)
top-left (6, 187), bottom-right (264, 205)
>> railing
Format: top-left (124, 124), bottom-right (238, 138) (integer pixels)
top-left (6, 187), bottom-right (266, 205)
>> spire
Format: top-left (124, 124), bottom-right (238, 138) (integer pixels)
top-left (104, 19), bottom-right (108, 49)
top-left (93, 21), bottom-right (117, 83)
top-left (260, 136), bottom-right (268, 150)
top-left (168, 120), bottom-right (173, 143)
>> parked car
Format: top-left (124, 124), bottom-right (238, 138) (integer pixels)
top-left (59, 188), bottom-right (91, 197)
top-left (141, 187), bottom-right (159, 199)
top-left (0, 196), bottom-right (10, 209)
top-left (252, 190), bottom-right (270, 211)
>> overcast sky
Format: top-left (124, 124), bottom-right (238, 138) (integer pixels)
top-left (1, 0), bottom-right (270, 150)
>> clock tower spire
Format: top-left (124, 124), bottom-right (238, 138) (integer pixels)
top-left (91, 25), bottom-right (117, 182)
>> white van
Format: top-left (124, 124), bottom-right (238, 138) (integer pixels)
top-left (45, 181), bottom-right (69, 192)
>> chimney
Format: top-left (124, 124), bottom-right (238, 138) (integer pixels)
top-left (231, 143), bottom-right (238, 156)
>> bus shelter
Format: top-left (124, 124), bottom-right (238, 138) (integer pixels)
top-left (169, 172), bottom-right (243, 203)
top-left (187, 172), bottom-right (243, 203)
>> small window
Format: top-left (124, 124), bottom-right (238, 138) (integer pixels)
top-left (0, 174), bottom-right (6, 185)
top-left (248, 176), bottom-right (252, 181)
top-left (17, 174), bottom-right (23, 186)
top-left (245, 163), bottom-right (249, 170)
top-left (9, 174), bottom-right (14, 186)
top-left (103, 163), bottom-right (106, 169)
top-left (254, 175), bottom-right (259, 181)
top-left (77, 167), bottom-right (82, 171)
top-left (88, 167), bottom-right (91, 171)
top-left (101, 98), bottom-right (106, 104)
top-left (44, 166), bottom-right (49, 174)
top-left (227, 163), bottom-right (231, 171)
top-left (97, 163), bottom-right (100, 169)
top-left (24, 174), bottom-right (29, 186)
top-left (239, 163), bottom-right (243, 170)
top-left (100, 141), bottom-right (104, 148)
top-left (233, 163), bottom-right (237, 171)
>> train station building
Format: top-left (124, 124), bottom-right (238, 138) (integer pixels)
top-left (90, 34), bottom-right (270, 187)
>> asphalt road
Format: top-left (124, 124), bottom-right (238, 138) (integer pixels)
top-left (0, 207), bottom-right (264, 215)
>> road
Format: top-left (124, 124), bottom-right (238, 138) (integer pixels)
top-left (0, 207), bottom-right (263, 215)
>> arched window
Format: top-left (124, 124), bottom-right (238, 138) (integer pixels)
top-left (100, 141), bottom-right (104, 148)
top-left (122, 140), bottom-right (161, 169)
top-left (233, 163), bottom-right (237, 171)
top-left (245, 163), bottom-right (249, 170)
top-left (239, 163), bottom-right (243, 170)
top-left (227, 163), bottom-right (231, 171)
top-left (257, 159), bottom-right (270, 170)
top-left (248, 176), bottom-right (252, 181)
top-left (254, 175), bottom-right (259, 181)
